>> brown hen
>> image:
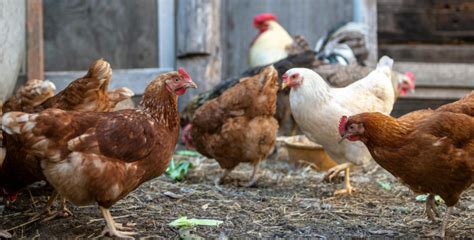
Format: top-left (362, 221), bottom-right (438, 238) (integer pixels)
top-left (190, 66), bottom-right (279, 187)
top-left (2, 68), bottom-right (196, 238)
top-left (339, 91), bottom-right (474, 237)
top-left (2, 79), bottom-right (56, 113)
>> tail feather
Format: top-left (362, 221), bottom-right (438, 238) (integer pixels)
top-left (376, 56), bottom-right (394, 70)
top-left (86, 59), bottom-right (112, 86)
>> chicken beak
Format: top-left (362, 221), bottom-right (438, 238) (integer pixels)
top-left (281, 82), bottom-right (288, 90)
top-left (338, 133), bottom-right (349, 144)
top-left (184, 81), bottom-right (198, 89)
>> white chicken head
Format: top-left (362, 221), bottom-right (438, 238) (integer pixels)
top-left (282, 68), bottom-right (321, 89)
top-left (253, 13), bottom-right (277, 33)
top-left (165, 67), bottom-right (198, 96)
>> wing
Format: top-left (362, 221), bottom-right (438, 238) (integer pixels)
top-left (68, 110), bottom-right (157, 162)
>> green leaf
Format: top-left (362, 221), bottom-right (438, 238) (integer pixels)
top-left (416, 194), bottom-right (444, 204)
top-left (175, 150), bottom-right (201, 157)
top-left (376, 180), bottom-right (392, 190)
top-left (169, 217), bottom-right (223, 228)
top-left (166, 159), bottom-right (193, 181)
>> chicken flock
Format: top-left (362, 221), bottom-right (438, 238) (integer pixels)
top-left (0, 12), bottom-right (472, 239)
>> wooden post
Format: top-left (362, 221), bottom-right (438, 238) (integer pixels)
top-left (26, 0), bottom-right (44, 80)
top-left (354, 0), bottom-right (377, 67)
top-left (176, 0), bottom-right (221, 110)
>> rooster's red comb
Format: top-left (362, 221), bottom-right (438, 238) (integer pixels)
top-left (178, 67), bottom-right (192, 81)
top-left (253, 13), bottom-right (277, 26)
top-left (338, 116), bottom-right (348, 136)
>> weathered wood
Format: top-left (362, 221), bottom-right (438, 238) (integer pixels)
top-left (176, 0), bottom-right (221, 110)
top-left (354, 0), bottom-right (378, 67)
top-left (221, 0), bottom-right (353, 78)
top-left (392, 98), bottom-right (456, 117)
top-left (157, 0), bottom-right (175, 68)
top-left (43, 0), bottom-right (158, 70)
top-left (377, 0), bottom-right (474, 44)
top-left (0, 0), bottom-right (26, 101)
top-left (26, 0), bottom-right (44, 81)
top-left (380, 44), bottom-right (474, 63)
top-left (394, 62), bottom-right (474, 88)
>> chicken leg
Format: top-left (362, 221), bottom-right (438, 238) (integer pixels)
top-left (324, 163), bottom-right (355, 195)
top-left (100, 206), bottom-right (137, 239)
top-left (425, 194), bottom-right (440, 222)
top-left (240, 162), bottom-right (260, 187)
top-left (426, 206), bottom-right (453, 238)
top-left (214, 168), bottom-right (233, 185)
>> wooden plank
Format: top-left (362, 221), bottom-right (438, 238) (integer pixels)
top-left (377, 0), bottom-right (474, 44)
top-left (379, 44), bottom-right (474, 63)
top-left (221, 0), bottom-right (353, 78)
top-left (43, 68), bottom-right (173, 95)
top-left (176, 0), bottom-right (221, 110)
top-left (42, 0), bottom-right (158, 71)
top-left (353, 0), bottom-right (378, 67)
top-left (157, 0), bottom-right (175, 68)
top-left (392, 98), bottom-right (456, 117)
top-left (394, 62), bottom-right (474, 88)
top-left (26, 0), bottom-right (44, 80)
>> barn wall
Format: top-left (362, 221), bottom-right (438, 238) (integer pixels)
top-left (43, 0), bottom-right (158, 71)
top-left (220, 0), bottom-right (353, 78)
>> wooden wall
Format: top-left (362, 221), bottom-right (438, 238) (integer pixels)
top-left (43, 0), bottom-right (158, 71)
top-left (220, 0), bottom-right (353, 78)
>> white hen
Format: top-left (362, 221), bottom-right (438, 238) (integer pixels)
top-left (283, 56), bottom-right (395, 195)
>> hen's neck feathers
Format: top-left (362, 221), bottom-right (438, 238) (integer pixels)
top-left (295, 72), bottom-right (331, 103)
top-left (139, 78), bottom-right (179, 129)
top-left (359, 113), bottom-right (410, 148)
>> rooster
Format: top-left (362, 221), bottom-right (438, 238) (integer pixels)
top-left (248, 13), bottom-right (295, 68)
top-left (339, 91), bottom-right (474, 237)
top-left (189, 66), bottom-right (279, 187)
top-left (2, 68), bottom-right (197, 238)
top-left (282, 56), bottom-right (396, 195)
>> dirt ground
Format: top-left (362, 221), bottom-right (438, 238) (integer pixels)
top-left (1, 150), bottom-right (474, 239)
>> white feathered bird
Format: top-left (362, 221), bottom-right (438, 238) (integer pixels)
top-left (282, 56), bottom-right (396, 195)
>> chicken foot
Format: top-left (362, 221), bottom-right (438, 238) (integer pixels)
top-left (324, 163), bottom-right (356, 195)
top-left (31, 191), bottom-right (73, 221)
top-left (99, 206), bottom-right (137, 239)
top-left (425, 194), bottom-right (440, 222)
top-left (426, 206), bottom-right (453, 238)
top-left (240, 162), bottom-right (260, 188)
top-left (214, 168), bottom-right (233, 185)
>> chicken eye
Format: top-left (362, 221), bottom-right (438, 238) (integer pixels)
top-left (175, 78), bottom-right (179, 82)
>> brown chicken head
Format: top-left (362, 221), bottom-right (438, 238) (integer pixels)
top-left (165, 67), bottom-right (197, 95)
top-left (338, 115), bottom-right (365, 143)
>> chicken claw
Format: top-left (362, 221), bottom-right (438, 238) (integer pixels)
top-left (426, 206), bottom-right (453, 238)
top-left (214, 169), bottom-right (233, 185)
top-left (324, 163), bottom-right (355, 195)
top-left (100, 206), bottom-right (137, 239)
top-left (425, 194), bottom-right (440, 222)
top-left (240, 163), bottom-right (260, 188)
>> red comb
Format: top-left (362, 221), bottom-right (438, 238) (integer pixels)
top-left (338, 116), bottom-right (348, 136)
top-left (404, 72), bottom-right (415, 82)
top-left (178, 67), bottom-right (192, 81)
top-left (253, 13), bottom-right (277, 26)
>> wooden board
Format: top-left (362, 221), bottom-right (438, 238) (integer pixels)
top-left (377, 0), bottom-right (474, 44)
top-left (380, 43), bottom-right (474, 63)
top-left (221, 0), bottom-right (353, 78)
top-left (43, 0), bottom-right (158, 71)
top-left (27, 0), bottom-right (44, 80)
